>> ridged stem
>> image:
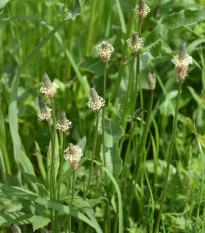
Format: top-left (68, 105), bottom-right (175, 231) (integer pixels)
top-left (121, 53), bottom-right (136, 130)
top-left (69, 170), bottom-right (76, 233)
top-left (84, 111), bottom-right (99, 198)
top-left (50, 97), bottom-right (57, 232)
top-left (111, 0), bottom-right (138, 103)
top-left (154, 80), bottom-right (183, 233)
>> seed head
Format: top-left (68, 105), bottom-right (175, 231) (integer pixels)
top-left (135, 0), bottom-right (150, 19)
top-left (37, 96), bottom-right (52, 121)
top-left (40, 72), bottom-right (59, 97)
top-left (127, 32), bottom-right (143, 53)
top-left (56, 110), bottom-right (72, 132)
top-left (148, 71), bottom-right (156, 90)
top-left (172, 42), bottom-right (193, 81)
top-left (64, 143), bottom-right (83, 170)
top-left (96, 41), bottom-right (114, 62)
top-left (134, 108), bottom-right (143, 118)
top-left (87, 88), bottom-right (105, 111)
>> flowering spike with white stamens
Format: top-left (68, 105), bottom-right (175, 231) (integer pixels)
top-left (172, 41), bottom-right (193, 81)
top-left (127, 32), bottom-right (143, 53)
top-left (56, 110), bottom-right (72, 132)
top-left (96, 41), bottom-right (114, 63)
top-left (135, 0), bottom-right (150, 19)
top-left (40, 72), bottom-right (59, 97)
top-left (87, 88), bottom-right (105, 111)
top-left (64, 143), bottom-right (83, 170)
top-left (37, 96), bottom-right (52, 121)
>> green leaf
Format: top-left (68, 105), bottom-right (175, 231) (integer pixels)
top-left (198, 134), bottom-right (205, 148)
top-left (187, 86), bottom-right (205, 110)
top-left (145, 7), bottom-right (205, 51)
top-left (0, 0), bottom-right (9, 10)
top-left (0, 211), bottom-right (32, 227)
top-left (93, 160), bottom-right (123, 233)
top-left (101, 112), bottom-right (124, 179)
top-left (32, 214), bottom-right (50, 232)
top-left (64, 0), bottom-right (86, 20)
top-left (0, 183), bottom-right (102, 232)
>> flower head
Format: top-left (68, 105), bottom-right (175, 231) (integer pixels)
top-left (64, 143), bottom-right (83, 170)
top-left (148, 70), bottom-right (156, 90)
top-left (37, 96), bottom-right (52, 121)
top-left (127, 32), bottom-right (143, 53)
top-left (40, 72), bottom-right (59, 97)
top-left (56, 110), bottom-right (72, 132)
top-left (96, 41), bottom-right (114, 62)
top-left (134, 108), bottom-right (143, 118)
top-left (172, 41), bottom-right (193, 81)
top-left (87, 88), bottom-right (105, 111)
top-left (135, 0), bottom-right (150, 19)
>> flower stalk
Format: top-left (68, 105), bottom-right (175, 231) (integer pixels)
top-left (154, 80), bottom-right (183, 233)
top-left (69, 170), bottom-right (76, 233)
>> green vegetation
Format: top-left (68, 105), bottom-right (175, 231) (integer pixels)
top-left (0, 0), bottom-right (205, 232)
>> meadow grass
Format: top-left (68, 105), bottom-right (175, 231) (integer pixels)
top-left (0, 0), bottom-right (205, 232)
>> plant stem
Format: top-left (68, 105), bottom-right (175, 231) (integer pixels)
top-left (50, 97), bottom-right (57, 232)
top-left (121, 53), bottom-right (136, 130)
top-left (154, 80), bottom-right (183, 233)
top-left (69, 170), bottom-right (76, 233)
top-left (102, 62), bottom-right (107, 172)
top-left (84, 111), bottom-right (99, 198)
top-left (111, 0), bottom-right (138, 103)
top-left (127, 89), bottom-right (154, 225)
top-left (57, 132), bottom-right (65, 201)
top-left (86, 0), bottom-right (98, 55)
top-left (47, 120), bottom-right (54, 231)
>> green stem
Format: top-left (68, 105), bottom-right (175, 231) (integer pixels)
top-left (111, 0), bottom-right (138, 103)
top-left (154, 80), bottom-right (183, 233)
top-left (57, 132), bottom-right (65, 201)
top-left (127, 89), bottom-right (154, 225)
top-left (121, 53), bottom-right (136, 130)
top-left (47, 120), bottom-right (54, 231)
top-left (50, 97), bottom-right (57, 232)
top-left (69, 170), bottom-right (76, 233)
top-left (102, 62), bottom-right (107, 170)
top-left (84, 111), bottom-right (99, 198)
top-left (86, 0), bottom-right (98, 55)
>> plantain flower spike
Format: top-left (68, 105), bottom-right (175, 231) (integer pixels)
top-left (40, 72), bottom-right (59, 97)
top-left (96, 41), bottom-right (114, 62)
top-left (172, 41), bottom-right (193, 81)
top-left (37, 96), bottom-right (52, 121)
top-left (148, 70), bottom-right (156, 90)
top-left (64, 143), bottom-right (83, 170)
top-left (134, 108), bottom-right (143, 118)
top-left (11, 224), bottom-right (21, 233)
top-left (135, 0), bottom-right (150, 19)
top-left (127, 32), bottom-right (144, 53)
top-left (87, 88), bottom-right (105, 111)
top-left (56, 110), bottom-right (72, 132)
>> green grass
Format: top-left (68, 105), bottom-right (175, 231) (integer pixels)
top-left (0, 0), bottom-right (205, 232)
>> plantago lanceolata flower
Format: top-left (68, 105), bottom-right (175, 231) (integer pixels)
top-left (64, 143), bottom-right (83, 170)
top-left (127, 32), bottom-right (143, 53)
top-left (172, 41), bottom-right (193, 81)
top-left (40, 72), bottom-right (59, 97)
top-left (37, 96), bottom-right (52, 121)
top-left (87, 88), bottom-right (105, 111)
top-left (96, 41), bottom-right (114, 62)
top-left (135, 0), bottom-right (150, 19)
top-left (56, 110), bottom-right (72, 132)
